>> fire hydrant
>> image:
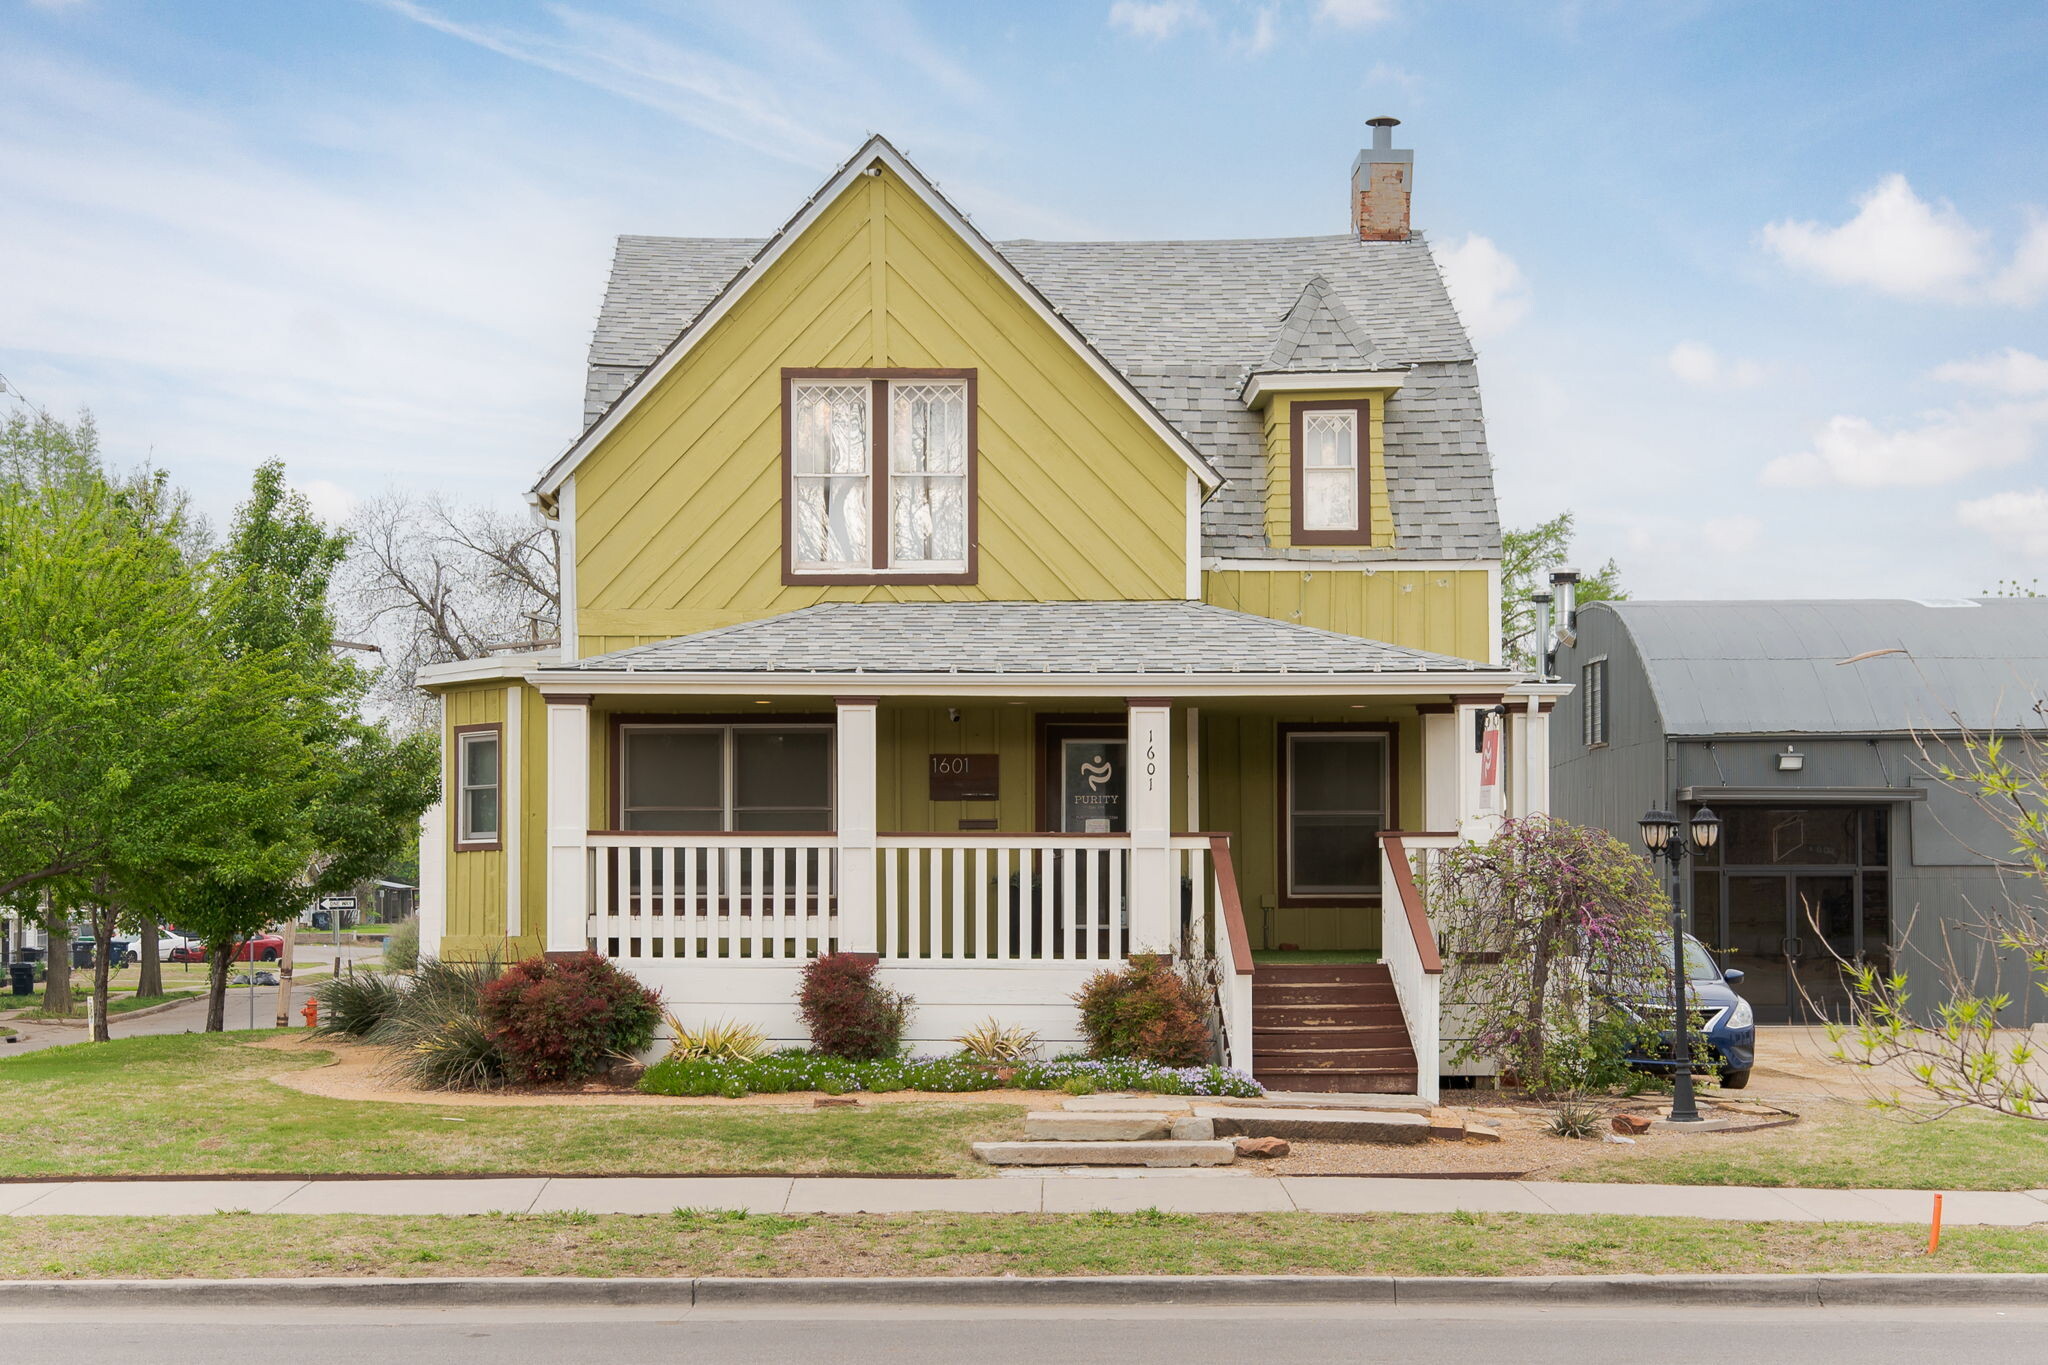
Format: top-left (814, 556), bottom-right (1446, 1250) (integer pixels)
top-left (301, 999), bottom-right (319, 1028)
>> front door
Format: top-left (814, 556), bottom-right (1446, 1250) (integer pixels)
top-left (1056, 736), bottom-right (1126, 833)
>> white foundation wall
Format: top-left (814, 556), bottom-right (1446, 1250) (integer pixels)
top-left (622, 962), bottom-right (1103, 1057)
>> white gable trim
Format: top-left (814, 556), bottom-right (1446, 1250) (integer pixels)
top-left (1241, 369), bottom-right (1408, 407)
top-left (535, 136), bottom-right (1221, 498)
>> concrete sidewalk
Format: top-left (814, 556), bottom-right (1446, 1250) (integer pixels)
top-left (1, 1175), bottom-right (2039, 1224)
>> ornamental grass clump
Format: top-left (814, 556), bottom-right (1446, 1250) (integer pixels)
top-left (312, 972), bottom-right (402, 1038)
top-left (373, 956), bottom-right (507, 1091)
top-left (797, 952), bottom-right (913, 1060)
top-left (954, 1018), bottom-right (1040, 1065)
top-left (1073, 956), bottom-right (1211, 1067)
top-left (664, 1014), bottom-right (769, 1063)
top-left (478, 952), bottom-right (663, 1085)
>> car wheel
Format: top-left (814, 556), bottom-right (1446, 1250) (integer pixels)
top-left (1719, 1068), bottom-right (1751, 1090)
top-left (260, 948), bottom-right (280, 962)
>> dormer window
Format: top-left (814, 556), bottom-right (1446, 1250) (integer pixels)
top-left (1290, 399), bottom-right (1369, 545)
top-left (783, 369), bottom-right (977, 584)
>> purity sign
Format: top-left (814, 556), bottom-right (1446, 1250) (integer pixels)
top-left (1059, 738), bottom-right (1126, 833)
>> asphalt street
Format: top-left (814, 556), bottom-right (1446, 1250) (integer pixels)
top-left (3, 1304), bottom-right (2044, 1364)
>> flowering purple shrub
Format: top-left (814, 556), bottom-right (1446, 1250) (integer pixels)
top-left (1431, 815), bottom-right (1673, 1096)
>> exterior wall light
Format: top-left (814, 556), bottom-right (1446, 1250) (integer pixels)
top-left (1777, 747), bottom-right (1805, 772)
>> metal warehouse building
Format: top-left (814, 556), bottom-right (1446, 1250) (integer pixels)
top-left (1549, 597), bottom-right (2048, 1024)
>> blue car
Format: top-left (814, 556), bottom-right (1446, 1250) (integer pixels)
top-left (1613, 936), bottom-right (1757, 1090)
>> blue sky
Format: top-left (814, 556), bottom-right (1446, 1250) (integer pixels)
top-left (3, 0), bottom-right (2046, 598)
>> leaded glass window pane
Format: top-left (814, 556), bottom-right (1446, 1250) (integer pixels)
top-left (792, 384), bottom-right (870, 567)
top-left (889, 381), bottom-right (968, 567)
top-left (1300, 410), bottom-right (1359, 531)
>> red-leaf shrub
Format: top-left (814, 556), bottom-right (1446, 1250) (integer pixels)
top-left (478, 953), bottom-right (662, 1084)
top-left (797, 953), bottom-right (913, 1060)
top-left (1074, 956), bottom-right (1211, 1067)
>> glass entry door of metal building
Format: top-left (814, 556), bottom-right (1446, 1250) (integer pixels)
top-left (1691, 806), bottom-right (1891, 1024)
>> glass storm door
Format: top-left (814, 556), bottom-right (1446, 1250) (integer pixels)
top-left (1791, 874), bottom-right (1858, 1023)
top-left (1058, 738), bottom-right (1126, 833)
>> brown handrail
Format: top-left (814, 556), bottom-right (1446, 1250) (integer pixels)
top-left (1381, 834), bottom-right (1444, 976)
top-left (1208, 835), bottom-right (1255, 977)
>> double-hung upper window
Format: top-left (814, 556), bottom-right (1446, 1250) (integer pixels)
top-left (1582, 658), bottom-right (1608, 748)
top-left (454, 725), bottom-right (502, 851)
top-left (785, 370), bottom-right (975, 582)
top-left (1289, 399), bottom-right (1371, 546)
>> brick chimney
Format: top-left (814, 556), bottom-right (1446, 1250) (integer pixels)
top-left (1351, 116), bottom-right (1413, 241)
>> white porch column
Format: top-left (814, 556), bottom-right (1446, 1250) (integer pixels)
top-left (1454, 695), bottom-right (1505, 842)
top-left (1126, 698), bottom-right (1175, 956)
top-left (1506, 699), bottom-right (1530, 820)
top-left (417, 801), bottom-right (447, 958)
top-left (544, 693), bottom-right (593, 955)
top-left (834, 697), bottom-right (880, 956)
top-left (1524, 695), bottom-right (1553, 816)
top-left (1421, 703), bottom-right (1458, 831)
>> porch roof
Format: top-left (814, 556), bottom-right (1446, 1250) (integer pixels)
top-left (543, 601), bottom-right (1502, 679)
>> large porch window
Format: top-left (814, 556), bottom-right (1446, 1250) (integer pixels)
top-left (617, 723), bottom-right (834, 832)
top-left (1280, 727), bottom-right (1391, 902)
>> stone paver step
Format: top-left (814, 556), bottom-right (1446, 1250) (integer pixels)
top-left (1193, 1106), bottom-right (1432, 1144)
top-left (973, 1140), bottom-right (1237, 1168)
top-left (1022, 1111), bottom-right (1178, 1141)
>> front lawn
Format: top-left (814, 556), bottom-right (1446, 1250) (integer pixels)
top-left (3, 1210), bottom-right (2046, 1280)
top-left (1553, 1099), bottom-right (2048, 1191)
top-left (0, 1033), bottom-right (1022, 1179)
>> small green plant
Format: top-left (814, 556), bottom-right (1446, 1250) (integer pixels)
top-left (314, 973), bottom-right (402, 1038)
top-left (1073, 956), bottom-right (1210, 1067)
top-left (1060, 1075), bottom-right (1098, 1097)
top-left (955, 1018), bottom-right (1040, 1065)
top-left (663, 1014), bottom-right (769, 1063)
top-left (381, 918), bottom-right (420, 972)
top-left (1548, 1097), bottom-right (1603, 1140)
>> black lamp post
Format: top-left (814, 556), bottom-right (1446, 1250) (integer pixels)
top-left (1637, 805), bottom-right (1721, 1123)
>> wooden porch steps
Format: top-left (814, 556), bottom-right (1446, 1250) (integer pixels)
top-left (1251, 963), bottom-right (1419, 1096)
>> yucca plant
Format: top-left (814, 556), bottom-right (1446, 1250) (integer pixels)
top-left (313, 972), bottom-right (402, 1038)
top-left (954, 1018), bottom-right (1040, 1065)
top-left (664, 1013), bottom-right (769, 1063)
top-left (372, 955), bottom-right (507, 1091)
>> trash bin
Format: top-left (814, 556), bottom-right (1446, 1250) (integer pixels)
top-left (70, 940), bottom-right (93, 969)
top-left (7, 963), bottom-right (31, 996)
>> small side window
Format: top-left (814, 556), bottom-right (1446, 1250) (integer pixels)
top-left (1582, 659), bottom-right (1608, 748)
top-left (456, 727), bottom-right (502, 849)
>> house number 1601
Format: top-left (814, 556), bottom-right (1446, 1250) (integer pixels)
top-left (1145, 740), bottom-right (1156, 791)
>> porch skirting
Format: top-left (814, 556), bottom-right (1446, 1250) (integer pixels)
top-left (630, 962), bottom-right (1113, 1054)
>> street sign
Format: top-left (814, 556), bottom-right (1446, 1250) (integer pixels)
top-left (318, 896), bottom-right (357, 911)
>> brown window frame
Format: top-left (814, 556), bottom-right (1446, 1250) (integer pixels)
top-left (452, 723), bottom-right (503, 853)
top-left (604, 712), bottom-right (838, 834)
top-left (1275, 721), bottom-right (1398, 908)
top-left (1288, 398), bottom-right (1372, 547)
top-left (781, 368), bottom-right (979, 586)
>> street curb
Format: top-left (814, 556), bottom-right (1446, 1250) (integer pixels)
top-left (1, 1273), bottom-right (2045, 1309)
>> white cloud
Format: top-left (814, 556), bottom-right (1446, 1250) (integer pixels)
top-left (1956, 488), bottom-right (2048, 559)
top-left (1761, 400), bottom-right (2048, 488)
top-left (1107, 0), bottom-right (1204, 40)
top-left (1667, 341), bottom-right (1765, 389)
top-left (1317, 0), bottom-right (1397, 27)
top-left (1701, 515), bottom-right (1764, 556)
top-left (1761, 174), bottom-right (1987, 300)
top-left (1435, 233), bottom-right (1529, 341)
top-left (1234, 5), bottom-right (1280, 55)
top-left (1989, 212), bottom-right (2048, 306)
top-left (1930, 347), bottom-right (2048, 396)
top-left (298, 478), bottom-right (358, 527)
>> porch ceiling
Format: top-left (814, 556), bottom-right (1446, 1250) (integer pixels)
top-left (541, 601), bottom-right (1520, 692)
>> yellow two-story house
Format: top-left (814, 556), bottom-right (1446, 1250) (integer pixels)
top-left (416, 123), bottom-right (1563, 1099)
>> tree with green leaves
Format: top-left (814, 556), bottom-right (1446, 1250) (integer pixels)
top-left (1501, 511), bottom-right (1625, 671)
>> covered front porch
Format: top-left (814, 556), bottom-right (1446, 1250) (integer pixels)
top-left (524, 602), bottom-right (1558, 1094)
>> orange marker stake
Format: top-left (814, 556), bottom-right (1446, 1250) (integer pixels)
top-left (1927, 1193), bottom-right (1944, 1255)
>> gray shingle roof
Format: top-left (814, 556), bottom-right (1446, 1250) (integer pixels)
top-left (582, 227), bottom-right (1500, 562)
top-left (1599, 598), bottom-right (2048, 735)
top-left (549, 601), bottom-right (1496, 676)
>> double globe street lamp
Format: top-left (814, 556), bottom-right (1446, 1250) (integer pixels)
top-left (1637, 805), bottom-right (1722, 1123)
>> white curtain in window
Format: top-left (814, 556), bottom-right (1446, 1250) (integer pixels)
top-left (1300, 410), bottom-right (1359, 532)
top-left (792, 383), bottom-right (871, 566)
top-left (889, 381), bottom-right (968, 566)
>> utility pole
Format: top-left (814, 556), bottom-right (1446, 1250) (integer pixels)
top-left (275, 908), bottom-right (297, 1029)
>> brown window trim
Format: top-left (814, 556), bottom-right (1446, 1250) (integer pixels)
top-left (452, 723), bottom-right (503, 853)
top-left (608, 711), bottom-right (837, 832)
top-left (1275, 721), bottom-right (1398, 909)
top-left (781, 368), bottom-right (979, 586)
top-left (1288, 397), bottom-right (1372, 547)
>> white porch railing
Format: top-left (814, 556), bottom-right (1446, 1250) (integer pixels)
top-left (587, 833), bottom-right (840, 963)
top-left (1379, 831), bottom-right (1458, 1104)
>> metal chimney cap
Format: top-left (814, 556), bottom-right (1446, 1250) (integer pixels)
top-left (1366, 116), bottom-right (1401, 127)
top-left (1549, 569), bottom-right (1582, 585)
